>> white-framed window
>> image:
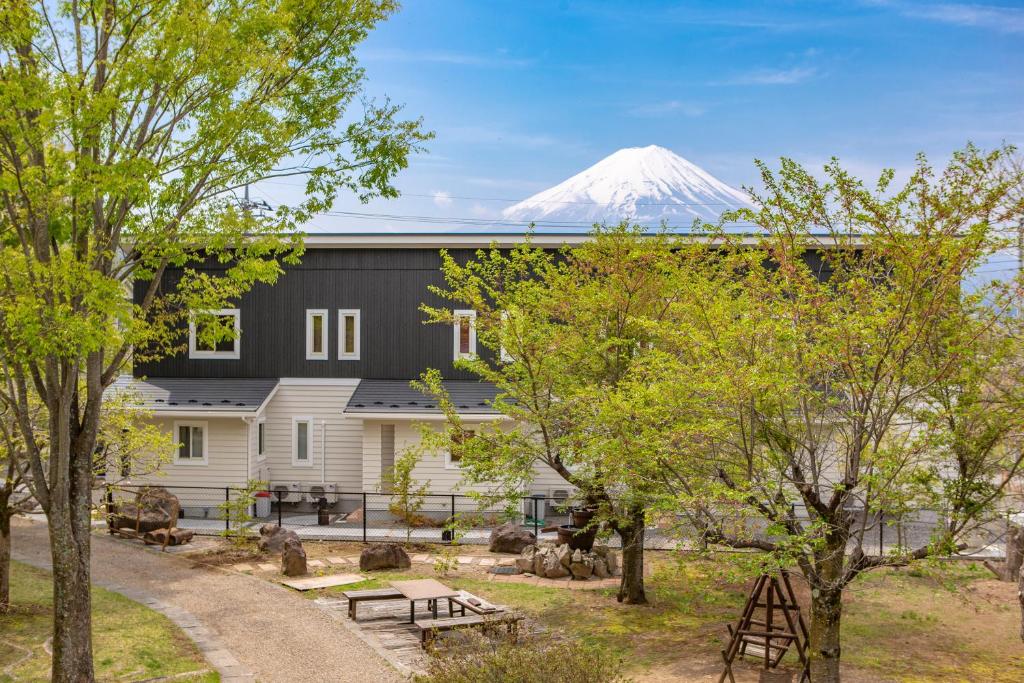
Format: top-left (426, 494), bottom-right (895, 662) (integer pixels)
top-left (453, 309), bottom-right (476, 360)
top-left (188, 309), bottom-right (240, 359)
top-left (444, 428), bottom-right (475, 470)
top-left (306, 309), bottom-right (328, 360)
top-left (255, 419), bottom-right (266, 462)
top-left (338, 309), bottom-right (360, 360)
top-left (173, 421), bottom-right (208, 465)
top-left (292, 417), bottom-right (313, 467)
top-left (499, 310), bottom-right (513, 363)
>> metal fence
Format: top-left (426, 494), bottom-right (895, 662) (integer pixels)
top-left (103, 484), bottom-right (1021, 558)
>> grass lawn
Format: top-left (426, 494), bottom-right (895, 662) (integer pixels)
top-left (312, 552), bottom-right (1024, 682)
top-left (0, 561), bottom-right (217, 682)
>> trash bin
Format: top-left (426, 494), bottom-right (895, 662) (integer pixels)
top-left (255, 491), bottom-right (271, 518)
top-left (317, 497), bottom-right (330, 526)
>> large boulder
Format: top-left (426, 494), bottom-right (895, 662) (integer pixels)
top-left (488, 523), bottom-right (536, 554)
top-left (281, 538), bottom-right (307, 576)
top-left (258, 524), bottom-right (301, 553)
top-left (359, 543), bottom-right (411, 571)
top-left (109, 487), bottom-right (179, 533)
top-left (555, 542), bottom-right (572, 569)
top-left (569, 549), bottom-right (594, 580)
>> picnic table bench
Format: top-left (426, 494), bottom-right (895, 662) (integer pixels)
top-left (414, 612), bottom-right (525, 648)
top-left (342, 587), bottom-right (405, 620)
top-left (447, 591), bottom-right (501, 617)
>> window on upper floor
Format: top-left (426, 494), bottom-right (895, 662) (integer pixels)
top-left (174, 421), bottom-right (208, 465)
top-left (453, 310), bottom-right (476, 360)
top-left (188, 309), bottom-right (240, 359)
top-left (306, 309), bottom-right (328, 360)
top-left (338, 309), bottom-right (360, 360)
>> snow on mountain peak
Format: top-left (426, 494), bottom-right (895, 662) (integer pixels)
top-left (502, 145), bottom-right (749, 226)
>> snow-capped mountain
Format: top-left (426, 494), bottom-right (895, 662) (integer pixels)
top-left (502, 145), bottom-right (749, 227)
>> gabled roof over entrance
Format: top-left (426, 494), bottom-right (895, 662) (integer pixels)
top-left (343, 379), bottom-right (504, 420)
top-left (111, 376), bottom-right (279, 416)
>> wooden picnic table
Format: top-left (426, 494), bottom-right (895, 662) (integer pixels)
top-left (391, 579), bottom-right (460, 624)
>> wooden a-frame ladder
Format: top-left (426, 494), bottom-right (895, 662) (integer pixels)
top-left (719, 571), bottom-right (810, 683)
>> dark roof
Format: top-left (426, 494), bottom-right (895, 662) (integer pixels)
top-left (112, 376), bottom-right (278, 413)
top-left (344, 379), bottom-right (503, 415)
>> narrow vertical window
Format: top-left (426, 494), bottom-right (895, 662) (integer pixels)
top-left (256, 420), bottom-right (266, 461)
top-left (293, 418), bottom-right (312, 466)
top-left (338, 309), bottom-right (360, 360)
top-left (306, 309), bottom-right (328, 360)
top-left (499, 310), bottom-right (513, 362)
top-left (453, 310), bottom-right (476, 360)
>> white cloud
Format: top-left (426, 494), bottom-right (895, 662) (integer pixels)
top-left (432, 190), bottom-right (453, 208)
top-left (725, 66), bottom-right (819, 86)
top-left (627, 100), bottom-right (706, 118)
top-left (865, 1), bottom-right (1024, 34)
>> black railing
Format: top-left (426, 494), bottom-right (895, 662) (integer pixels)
top-left (102, 483), bottom-right (1023, 559)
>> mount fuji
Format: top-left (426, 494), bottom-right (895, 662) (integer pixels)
top-left (501, 145), bottom-right (749, 227)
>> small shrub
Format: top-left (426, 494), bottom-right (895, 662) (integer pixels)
top-left (414, 631), bottom-right (631, 683)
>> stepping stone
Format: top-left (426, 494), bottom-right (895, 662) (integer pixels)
top-left (478, 558), bottom-right (496, 567)
top-left (280, 573), bottom-right (365, 591)
top-left (326, 556), bottom-right (348, 564)
top-left (308, 559), bottom-right (325, 568)
top-left (411, 554), bottom-right (430, 563)
top-left (257, 563), bottom-right (277, 572)
top-left (232, 563), bottom-right (254, 572)
top-left (456, 556), bottom-right (475, 564)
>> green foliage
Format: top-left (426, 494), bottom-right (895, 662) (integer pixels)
top-left (219, 480), bottom-right (268, 546)
top-left (385, 444), bottom-right (430, 544)
top-left (414, 631), bottom-right (631, 683)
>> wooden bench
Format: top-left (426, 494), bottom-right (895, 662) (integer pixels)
top-left (447, 592), bottom-right (501, 617)
top-left (415, 612), bottom-right (524, 648)
top-left (342, 588), bottom-right (405, 620)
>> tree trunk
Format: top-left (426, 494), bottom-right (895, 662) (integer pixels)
top-left (1005, 523), bottom-right (1023, 582)
top-left (808, 585), bottom-right (843, 683)
top-left (615, 507), bottom-right (647, 605)
top-left (1018, 562), bottom-right (1024, 643)
top-left (46, 428), bottom-right (97, 683)
top-left (0, 510), bottom-right (10, 614)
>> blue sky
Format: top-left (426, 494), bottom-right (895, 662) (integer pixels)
top-left (252, 0), bottom-right (1024, 233)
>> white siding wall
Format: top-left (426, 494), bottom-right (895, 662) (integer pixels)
top-left (260, 381), bottom-right (363, 490)
top-left (126, 416), bottom-right (249, 488)
top-left (361, 420), bottom-right (568, 496)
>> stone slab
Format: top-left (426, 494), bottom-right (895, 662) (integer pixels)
top-left (257, 563), bottom-right (277, 572)
top-left (232, 563), bottom-right (254, 572)
top-left (326, 556), bottom-right (349, 564)
top-left (280, 573), bottom-right (365, 591)
top-left (307, 559), bottom-right (326, 568)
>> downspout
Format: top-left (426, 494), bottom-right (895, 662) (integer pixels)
top-left (321, 419), bottom-right (327, 484)
top-left (243, 417), bottom-right (254, 484)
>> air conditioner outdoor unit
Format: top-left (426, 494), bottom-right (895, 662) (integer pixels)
top-left (271, 482), bottom-right (300, 503)
top-left (306, 483), bottom-right (338, 504)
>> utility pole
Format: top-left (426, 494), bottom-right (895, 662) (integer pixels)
top-left (240, 183), bottom-right (272, 216)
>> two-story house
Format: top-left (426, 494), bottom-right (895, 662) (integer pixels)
top-left (117, 231), bottom-right (843, 504)
top-left (117, 233), bottom-right (582, 503)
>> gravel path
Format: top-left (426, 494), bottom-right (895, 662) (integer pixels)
top-left (11, 518), bottom-right (403, 683)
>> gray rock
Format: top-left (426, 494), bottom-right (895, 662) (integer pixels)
top-left (570, 558), bottom-right (593, 580)
top-left (542, 550), bottom-right (570, 579)
top-left (489, 522), bottom-right (537, 554)
top-left (516, 545), bottom-right (537, 573)
top-left (281, 538), bottom-right (307, 576)
top-left (593, 557), bottom-right (609, 579)
top-left (258, 524), bottom-right (301, 553)
top-left (359, 543), bottom-right (411, 571)
top-left (533, 547), bottom-right (547, 576)
top-left (604, 550), bottom-right (619, 575)
top-left (555, 543), bottom-right (571, 568)
top-left (109, 487), bottom-right (179, 534)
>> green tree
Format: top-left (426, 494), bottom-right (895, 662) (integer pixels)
top-left (640, 147), bottom-right (1024, 682)
top-left (0, 1), bottom-right (428, 679)
top-left (419, 225), bottom-right (722, 604)
top-left (385, 440), bottom-right (430, 544)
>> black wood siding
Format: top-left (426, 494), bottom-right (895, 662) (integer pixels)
top-left (134, 246), bottom-right (836, 380)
